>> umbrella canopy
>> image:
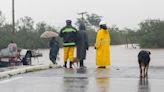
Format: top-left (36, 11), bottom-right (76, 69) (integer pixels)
top-left (40, 31), bottom-right (59, 38)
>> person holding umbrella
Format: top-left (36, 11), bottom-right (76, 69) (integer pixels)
top-left (49, 37), bottom-right (59, 64)
top-left (60, 20), bottom-right (77, 68)
top-left (95, 21), bottom-right (111, 68)
top-left (40, 31), bottom-right (59, 64)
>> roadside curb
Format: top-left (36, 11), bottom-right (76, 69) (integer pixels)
top-left (0, 64), bottom-right (62, 79)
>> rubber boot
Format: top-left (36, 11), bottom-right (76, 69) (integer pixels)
top-left (63, 62), bottom-right (67, 68)
top-left (70, 62), bottom-right (73, 68)
top-left (98, 66), bottom-right (106, 68)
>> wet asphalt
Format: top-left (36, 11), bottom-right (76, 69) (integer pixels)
top-left (1, 45), bottom-right (164, 92)
top-left (0, 66), bottom-right (164, 92)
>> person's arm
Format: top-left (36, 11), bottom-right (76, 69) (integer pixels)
top-left (84, 32), bottom-right (89, 50)
top-left (72, 27), bottom-right (77, 31)
top-left (59, 27), bottom-right (65, 37)
top-left (56, 41), bottom-right (60, 60)
top-left (95, 30), bottom-right (102, 49)
top-left (108, 29), bottom-right (111, 43)
top-left (72, 27), bottom-right (78, 45)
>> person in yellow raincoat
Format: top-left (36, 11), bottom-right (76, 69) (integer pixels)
top-left (95, 21), bottom-right (110, 68)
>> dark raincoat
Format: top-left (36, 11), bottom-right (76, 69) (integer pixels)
top-left (76, 24), bottom-right (89, 60)
top-left (49, 37), bottom-right (59, 64)
top-left (59, 25), bottom-right (77, 47)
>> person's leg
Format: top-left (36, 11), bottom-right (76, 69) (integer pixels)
top-left (52, 56), bottom-right (57, 64)
top-left (50, 55), bottom-right (56, 64)
top-left (49, 49), bottom-right (57, 64)
top-left (69, 47), bottom-right (74, 68)
top-left (80, 59), bottom-right (87, 68)
top-left (49, 49), bottom-right (53, 63)
top-left (63, 47), bottom-right (69, 68)
top-left (80, 60), bottom-right (83, 67)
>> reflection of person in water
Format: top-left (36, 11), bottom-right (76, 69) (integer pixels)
top-left (95, 68), bottom-right (110, 92)
top-left (62, 77), bottom-right (89, 92)
top-left (138, 78), bottom-right (150, 92)
top-left (96, 78), bottom-right (109, 92)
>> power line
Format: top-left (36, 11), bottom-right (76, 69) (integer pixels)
top-left (78, 12), bottom-right (87, 24)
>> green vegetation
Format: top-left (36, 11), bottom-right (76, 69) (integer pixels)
top-left (137, 19), bottom-right (164, 48)
top-left (0, 14), bottom-right (60, 49)
top-left (0, 11), bottom-right (164, 49)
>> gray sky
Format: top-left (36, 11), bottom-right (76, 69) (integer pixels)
top-left (0, 0), bottom-right (164, 29)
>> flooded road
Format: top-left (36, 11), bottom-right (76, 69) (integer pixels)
top-left (0, 45), bottom-right (164, 92)
top-left (34, 44), bottom-right (164, 67)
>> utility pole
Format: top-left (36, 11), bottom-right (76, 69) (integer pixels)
top-left (126, 34), bottom-right (128, 48)
top-left (12, 0), bottom-right (15, 32)
top-left (78, 12), bottom-right (87, 24)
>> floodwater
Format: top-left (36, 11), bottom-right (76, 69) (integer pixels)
top-left (1, 44), bottom-right (164, 92)
top-left (33, 44), bottom-right (164, 67)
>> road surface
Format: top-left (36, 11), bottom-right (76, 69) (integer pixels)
top-left (1, 45), bottom-right (164, 92)
top-left (0, 66), bottom-right (164, 92)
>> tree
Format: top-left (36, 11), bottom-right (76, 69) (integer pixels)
top-left (109, 25), bottom-right (126, 45)
top-left (0, 11), bottom-right (5, 28)
top-left (86, 13), bottom-right (102, 28)
top-left (124, 28), bottom-right (138, 48)
top-left (17, 16), bottom-right (34, 32)
top-left (138, 19), bottom-right (164, 48)
top-left (36, 22), bottom-right (47, 33)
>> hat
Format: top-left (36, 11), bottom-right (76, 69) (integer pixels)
top-left (99, 21), bottom-right (107, 26)
top-left (66, 20), bottom-right (72, 23)
top-left (79, 23), bottom-right (86, 30)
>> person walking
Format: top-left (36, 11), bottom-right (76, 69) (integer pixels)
top-left (76, 23), bottom-right (89, 68)
top-left (59, 20), bottom-right (77, 68)
top-left (95, 21), bottom-right (111, 68)
top-left (49, 37), bottom-right (59, 64)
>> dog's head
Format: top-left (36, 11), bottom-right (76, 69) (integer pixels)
top-left (146, 51), bottom-right (151, 55)
top-left (140, 50), bottom-right (151, 55)
top-left (138, 50), bottom-right (151, 59)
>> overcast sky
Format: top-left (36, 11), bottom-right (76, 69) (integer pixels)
top-left (0, 0), bottom-right (164, 29)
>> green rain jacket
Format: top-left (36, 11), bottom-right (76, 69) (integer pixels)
top-left (60, 25), bottom-right (77, 47)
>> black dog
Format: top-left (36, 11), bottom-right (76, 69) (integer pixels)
top-left (138, 50), bottom-right (151, 78)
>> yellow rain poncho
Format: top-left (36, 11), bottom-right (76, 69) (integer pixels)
top-left (95, 29), bottom-right (110, 66)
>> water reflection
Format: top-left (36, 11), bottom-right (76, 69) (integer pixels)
top-left (138, 77), bottom-right (150, 92)
top-left (63, 68), bottom-right (76, 74)
top-left (95, 68), bottom-right (110, 92)
top-left (95, 68), bottom-right (110, 78)
top-left (76, 68), bottom-right (87, 74)
top-left (96, 78), bottom-right (109, 92)
top-left (62, 77), bottom-right (89, 92)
